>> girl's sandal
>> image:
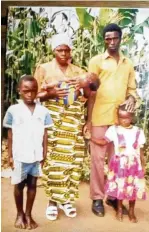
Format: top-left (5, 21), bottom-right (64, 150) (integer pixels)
top-left (59, 203), bottom-right (77, 218)
top-left (46, 205), bottom-right (58, 221)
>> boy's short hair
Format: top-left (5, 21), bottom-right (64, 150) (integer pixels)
top-left (103, 23), bottom-right (122, 39)
top-left (18, 75), bottom-right (37, 87)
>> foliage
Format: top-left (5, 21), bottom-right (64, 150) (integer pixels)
top-left (5, 7), bottom-right (53, 105)
top-left (131, 38), bottom-right (149, 184)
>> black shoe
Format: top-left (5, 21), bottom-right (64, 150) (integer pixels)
top-left (92, 200), bottom-right (105, 217)
top-left (106, 198), bottom-right (128, 215)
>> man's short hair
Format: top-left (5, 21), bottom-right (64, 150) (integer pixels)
top-left (103, 23), bottom-right (122, 39)
top-left (18, 75), bottom-right (37, 87)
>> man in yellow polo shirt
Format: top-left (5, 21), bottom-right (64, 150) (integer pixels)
top-left (84, 24), bottom-right (138, 217)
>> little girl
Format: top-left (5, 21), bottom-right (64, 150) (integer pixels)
top-left (91, 104), bottom-right (146, 223)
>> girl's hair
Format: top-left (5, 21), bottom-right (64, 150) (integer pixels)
top-left (103, 23), bottom-right (122, 39)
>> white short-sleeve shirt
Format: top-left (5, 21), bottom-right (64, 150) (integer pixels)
top-left (3, 101), bottom-right (53, 163)
top-left (105, 125), bottom-right (146, 157)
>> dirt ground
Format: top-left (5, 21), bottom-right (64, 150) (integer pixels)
top-left (1, 178), bottom-right (149, 232)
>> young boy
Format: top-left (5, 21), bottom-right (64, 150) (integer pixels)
top-left (3, 75), bottom-right (53, 229)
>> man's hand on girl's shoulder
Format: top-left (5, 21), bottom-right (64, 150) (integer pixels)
top-left (121, 95), bottom-right (136, 112)
top-left (83, 121), bottom-right (92, 137)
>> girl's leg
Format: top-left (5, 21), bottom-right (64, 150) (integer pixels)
top-left (116, 200), bottom-right (123, 221)
top-left (14, 179), bottom-right (26, 229)
top-left (25, 174), bottom-right (38, 229)
top-left (129, 200), bottom-right (138, 223)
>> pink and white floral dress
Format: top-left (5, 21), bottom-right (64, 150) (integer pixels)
top-left (105, 125), bottom-right (146, 200)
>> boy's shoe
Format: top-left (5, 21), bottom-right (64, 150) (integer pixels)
top-left (92, 200), bottom-right (105, 217)
top-left (106, 198), bottom-right (128, 215)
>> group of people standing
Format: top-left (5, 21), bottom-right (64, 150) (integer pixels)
top-left (3, 23), bottom-right (146, 230)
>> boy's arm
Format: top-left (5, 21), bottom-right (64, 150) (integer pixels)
top-left (8, 129), bottom-right (14, 169)
top-left (41, 128), bottom-right (48, 167)
top-left (91, 137), bottom-right (108, 146)
top-left (140, 147), bottom-right (146, 173)
top-left (41, 111), bottom-right (53, 167)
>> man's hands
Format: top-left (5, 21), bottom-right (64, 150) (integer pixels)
top-left (83, 121), bottom-right (92, 138)
top-left (121, 95), bottom-right (136, 112)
